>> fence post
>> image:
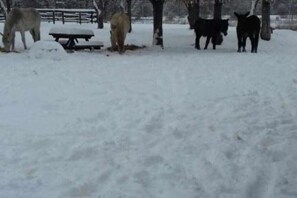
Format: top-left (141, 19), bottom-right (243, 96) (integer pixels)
top-left (79, 12), bottom-right (82, 24)
top-left (62, 11), bottom-right (65, 24)
top-left (53, 10), bottom-right (56, 24)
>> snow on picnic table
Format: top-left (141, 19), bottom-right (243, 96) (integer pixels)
top-left (49, 27), bottom-right (94, 35)
top-left (0, 22), bottom-right (297, 198)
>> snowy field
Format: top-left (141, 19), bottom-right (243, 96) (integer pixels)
top-left (0, 22), bottom-right (297, 198)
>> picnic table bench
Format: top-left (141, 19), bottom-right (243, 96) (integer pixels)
top-left (49, 27), bottom-right (103, 50)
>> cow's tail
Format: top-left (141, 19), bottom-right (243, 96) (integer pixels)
top-left (116, 27), bottom-right (125, 53)
top-left (254, 29), bottom-right (260, 50)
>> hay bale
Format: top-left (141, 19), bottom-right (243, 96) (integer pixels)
top-left (0, 46), bottom-right (6, 52)
top-left (107, 44), bottom-right (146, 52)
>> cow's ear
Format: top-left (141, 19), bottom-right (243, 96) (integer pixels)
top-left (234, 12), bottom-right (239, 18)
top-left (245, 11), bottom-right (250, 17)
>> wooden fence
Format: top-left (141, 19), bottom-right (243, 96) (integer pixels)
top-left (0, 9), bottom-right (97, 24)
top-left (37, 9), bottom-right (97, 24)
top-left (0, 12), bottom-right (5, 23)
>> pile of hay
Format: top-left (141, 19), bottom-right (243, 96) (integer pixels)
top-left (0, 46), bottom-right (6, 52)
top-left (107, 44), bottom-right (146, 52)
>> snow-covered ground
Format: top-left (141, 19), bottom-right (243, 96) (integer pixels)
top-left (0, 22), bottom-right (297, 198)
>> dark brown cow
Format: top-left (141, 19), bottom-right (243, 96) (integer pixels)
top-left (234, 12), bottom-right (261, 53)
top-left (194, 18), bottom-right (229, 50)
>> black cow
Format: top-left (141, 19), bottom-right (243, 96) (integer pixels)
top-left (234, 12), bottom-right (261, 53)
top-left (194, 18), bottom-right (229, 50)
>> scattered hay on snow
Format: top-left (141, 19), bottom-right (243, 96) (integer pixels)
top-left (107, 44), bottom-right (146, 52)
top-left (0, 46), bottom-right (6, 53)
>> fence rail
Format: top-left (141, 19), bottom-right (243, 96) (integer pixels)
top-left (0, 9), bottom-right (98, 24)
top-left (37, 9), bottom-right (97, 24)
top-left (0, 12), bottom-right (5, 23)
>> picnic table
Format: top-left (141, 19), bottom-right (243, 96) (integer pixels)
top-left (49, 27), bottom-right (103, 50)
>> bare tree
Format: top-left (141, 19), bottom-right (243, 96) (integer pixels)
top-left (288, 0), bottom-right (297, 22)
top-left (126, 0), bottom-right (132, 32)
top-left (261, 0), bottom-right (271, 40)
top-left (149, 0), bottom-right (165, 48)
top-left (183, 0), bottom-right (200, 29)
top-left (250, 0), bottom-right (260, 15)
top-left (214, 0), bottom-right (231, 19)
top-left (214, 0), bottom-right (223, 19)
top-left (0, 0), bottom-right (7, 16)
top-left (5, 0), bottom-right (11, 12)
top-left (93, 0), bottom-right (111, 29)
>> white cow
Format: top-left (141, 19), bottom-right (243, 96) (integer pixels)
top-left (1, 8), bottom-right (41, 52)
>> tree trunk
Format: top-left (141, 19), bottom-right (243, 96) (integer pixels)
top-left (250, 0), bottom-right (256, 15)
top-left (261, 0), bottom-right (271, 41)
top-left (214, 0), bottom-right (222, 19)
top-left (187, 0), bottom-right (200, 29)
top-left (126, 0), bottom-right (132, 32)
top-left (149, 0), bottom-right (164, 48)
top-left (98, 14), bottom-right (104, 29)
top-left (0, 0), bottom-right (7, 16)
top-left (85, 0), bottom-right (90, 8)
top-left (93, 0), bottom-right (105, 29)
top-left (250, 0), bottom-right (260, 15)
top-left (6, 0), bottom-right (11, 12)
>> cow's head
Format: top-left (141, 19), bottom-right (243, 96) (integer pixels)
top-left (234, 11), bottom-right (250, 19)
top-left (1, 31), bottom-right (12, 52)
top-left (234, 12), bottom-right (250, 24)
top-left (220, 19), bottom-right (229, 36)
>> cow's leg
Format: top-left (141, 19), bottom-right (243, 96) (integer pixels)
top-left (212, 36), bottom-right (216, 50)
top-left (242, 37), bottom-right (247, 52)
top-left (30, 28), bottom-right (40, 42)
top-left (30, 29), bottom-right (36, 42)
top-left (110, 31), bottom-right (117, 51)
top-left (254, 31), bottom-right (260, 53)
top-left (118, 36), bottom-right (125, 54)
top-left (35, 25), bottom-right (41, 41)
top-left (250, 36), bottom-right (255, 53)
top-left (20, 31), bottom-right (27, 50)
top-left (36, 29), bottom-right (41, 41)
top-left (248, 33), bottom-right (255, 53)
top-left (204, 36), bottom-right (211, 50)
top-left (237, 34), bottom-right (242, 52)
top-left (11, 32), bottom-right (16, 51)
top-left (195, 34), bottom-right (201, 50)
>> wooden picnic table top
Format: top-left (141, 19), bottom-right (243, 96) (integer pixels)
top-left (49, 27), bottom-right (94, 39)
top-left (38, 8), bottom-right (96, 14)
top-left (48, 27), bottom-right (103, 50)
